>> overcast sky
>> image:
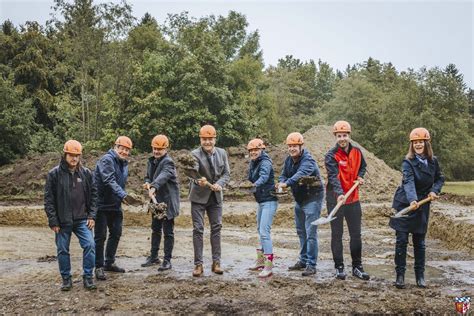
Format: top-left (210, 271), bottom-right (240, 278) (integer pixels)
top-left (1, 0), bottom-right (472, 87)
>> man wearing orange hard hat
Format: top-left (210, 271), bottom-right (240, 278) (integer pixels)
top-left (189, 124), bottom-right (230, 277)
top-left (44, 140), bottom-right (98, 291)
top-left (277, 132), bottom-right (324, 277)
top-left (141, 134), bottom-right (180, 272)
top-left (325, 121), bottom-right (369, 281)
top-left (93, 135), bottom-right (133, 281)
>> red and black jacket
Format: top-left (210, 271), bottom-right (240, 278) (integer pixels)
top-left (325, 143), bottom-right (366, 205)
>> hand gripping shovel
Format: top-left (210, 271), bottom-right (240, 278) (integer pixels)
top-left (183, 167), bottom-right (214, 190)
top-left (312, 181), bottom-right (360, 226)
top-left (391, 196), bottom-right (433, 218)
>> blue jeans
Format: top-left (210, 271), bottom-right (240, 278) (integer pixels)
top-left (94, 211), bottom-right (123, 267)
top-left (294, 196), bottom-right (323, 267)
top-left (55, 220), bottom-right (95, 278)
top-left (256, 200), bottom-right (278, 254)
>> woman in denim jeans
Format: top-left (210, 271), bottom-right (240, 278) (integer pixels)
top-left (247, 138), bottom-right (278, 278)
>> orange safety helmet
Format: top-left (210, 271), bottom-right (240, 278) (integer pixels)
top-left (199, 125), bottom-right (217, 138)
top-left (247, 138), bottom-right (266, 150)
top-left (333, 120), bottom-right (352, 134)
top-left (151, 134), bottom-right (169, 149)
top-left (286, 132), bottom-right (304, 145)
top-left (115, 136), bottom-right (133, 149)
top-left (63, 140), bottom-right (82, 155)
top-left (409, 127), bottom-right (430, 141)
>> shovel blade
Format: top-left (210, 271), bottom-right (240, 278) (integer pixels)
top-left (312, 216), bottom-right (336, 226)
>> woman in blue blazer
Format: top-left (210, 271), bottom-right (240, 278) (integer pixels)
top-left (247, 138), bottom-right (278, 278)
top-left (389, 128), bottom-right (445, 289)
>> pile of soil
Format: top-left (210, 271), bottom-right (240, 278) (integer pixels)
top-left (0, 125), bottom-right (400, 203)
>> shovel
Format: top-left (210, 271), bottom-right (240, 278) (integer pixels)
top-left (147, 187), bottom-right (167, 219)
top-left (391, 196), bottom-right (433, 218)
top-left (183, 167), bottom-right (214, 190)
top-left (312, 181), bottom-right (360, 226)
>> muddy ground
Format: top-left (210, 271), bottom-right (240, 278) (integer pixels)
top-left (1, 200), bottom-right (473, 314)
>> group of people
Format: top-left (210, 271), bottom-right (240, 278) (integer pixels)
top-left (44, 122), bottom-right (444, 291)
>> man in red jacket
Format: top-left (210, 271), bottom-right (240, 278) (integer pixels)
top-left (325, 121), bottom-right (370, 281)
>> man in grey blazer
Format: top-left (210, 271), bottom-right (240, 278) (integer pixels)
top-left (189, 125), bottom-right (230, 277)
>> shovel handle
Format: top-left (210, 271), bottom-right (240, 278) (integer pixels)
top-left (327, 181), bottom-right (360, 219)
top-left (392, 196), bottom-right (433, 218)
top-left (148, 188), bottom-right (158, 204)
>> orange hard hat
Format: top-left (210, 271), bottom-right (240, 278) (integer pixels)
top-left (247, 138), bottom-right (266, 150)
top-left (115, 136), bottom-right (133, 149)
top-left (333, 120), bottom-right (352, 134)
top-left (151, 134), bottom-right (169, 149)
top-left (286, 132), bottom-right (304, 145)
top-left (63, 140), bottom-right (82, 155)
top-left (199, 125), bottom-right (217, 138)
top-left (410, 127), bottom-right (430, 141)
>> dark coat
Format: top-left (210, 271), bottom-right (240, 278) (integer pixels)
top-left (279, 149), bottom-right (324, 203)
top-left (44, 159), bottom-right (97, 227)
top-left (188, 147), bottom-right (230, 204)
top-left (94, 149), bottom-right (128, 211)
top-left (247, 151), bottom-right (277, 203)
top-left (389, 156), bottom-right (445, 234)
top-left (145, 154), bottom-right (180, 219)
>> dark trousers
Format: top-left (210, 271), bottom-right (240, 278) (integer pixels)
top-left (395, 230), bottom-right (426, 275)
top-left (191, 193), bottom-right (222, 265)
top-left (94, 211), bottom-right (123, 268)
top-left (329, 201), bottom-right (362, 268)
top-left (150, 217), bottom-right (175, 262)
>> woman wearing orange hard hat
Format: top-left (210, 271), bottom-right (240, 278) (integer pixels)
top-left (247, 138), bottom-right (278, 278)
top-left (390, 127), bottom-right (445, 289)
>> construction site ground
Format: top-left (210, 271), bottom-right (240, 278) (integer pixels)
top-left (1, 199), bottom-right (473, 314)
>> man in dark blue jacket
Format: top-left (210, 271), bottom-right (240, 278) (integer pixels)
top-left (277, 132), bottom-right (324, 277)
top-left (44, 140), bottom-right (97, 291)
top-left (94, 136), bottom-right (133, 280)
top-left (141, 134), bottom-right (180, 271)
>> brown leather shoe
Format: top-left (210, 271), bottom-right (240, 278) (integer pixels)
top-left (192, 264), bottom-right (203, 277)
top-left (212, 261), bottom-right (224, 275)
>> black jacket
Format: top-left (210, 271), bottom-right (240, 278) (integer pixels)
top-left (94, 149), bottom-right (128, 211)
top-left (389, 156), bottom-right (445, 234)
top-left (247, 151), bottom-right (277, 203)
top-left (44, 159), bottom-right (98, 227)
top-left (144, 154), bottom-right (180, 219)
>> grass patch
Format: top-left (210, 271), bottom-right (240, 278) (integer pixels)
top-left (443, 181), bottom-right (474, 197)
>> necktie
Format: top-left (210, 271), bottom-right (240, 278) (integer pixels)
top-left (206, 154), bottom-right (216, 182)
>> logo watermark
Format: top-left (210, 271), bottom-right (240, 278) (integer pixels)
top-left (455, 296), bottom-right (471, 315)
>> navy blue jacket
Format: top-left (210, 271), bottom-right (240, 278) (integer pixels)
top-left (247, 151), bottom-right (277, 203)
top-left (145, 154), bottom-right (180, 219)
top-left (279, 149), bottom-right (324, 203)
top-left (94, 149), bottom-right (128, 211)
top-left (44, 159), bottom-right (97, 227)
top-left (389, 156), bottom-right (445, 234)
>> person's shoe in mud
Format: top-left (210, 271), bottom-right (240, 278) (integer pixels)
top-left (60, 277), bottom-right (72, 291)
top-left (193, 264), bottom-right (203, 277)
top-left (301, 265), bottom-right (316, 277)
top-left (212, 261), bottom-right (224, 275)
top-left (352, 265), bottom-right (370, 280)
top-left (83, 276), bottom-right (97, 290)
top-left (395, 273), bottom-right (405, 289)
top-left (416, 272), bottom-right (426, 288)
top-left (95, 267), bottom-right (107, 280)
top-left (158, 260), bottom-right (172, 272)
top-left (335, 265), bottom-right (346, 280)
top-left (141, 256), bottom-right (161, 267)
top-left (104, 263), bottom-right (125, 273)
top-left (288, 260), bottom-right (306, 271)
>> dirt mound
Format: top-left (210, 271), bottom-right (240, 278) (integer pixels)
top-left (0, 125), bottom-right (400, 204)
top-left (303, 126), bottom-right (401, 202)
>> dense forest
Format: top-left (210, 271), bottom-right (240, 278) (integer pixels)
top-left (1, 0), bottom-right (472, 180)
